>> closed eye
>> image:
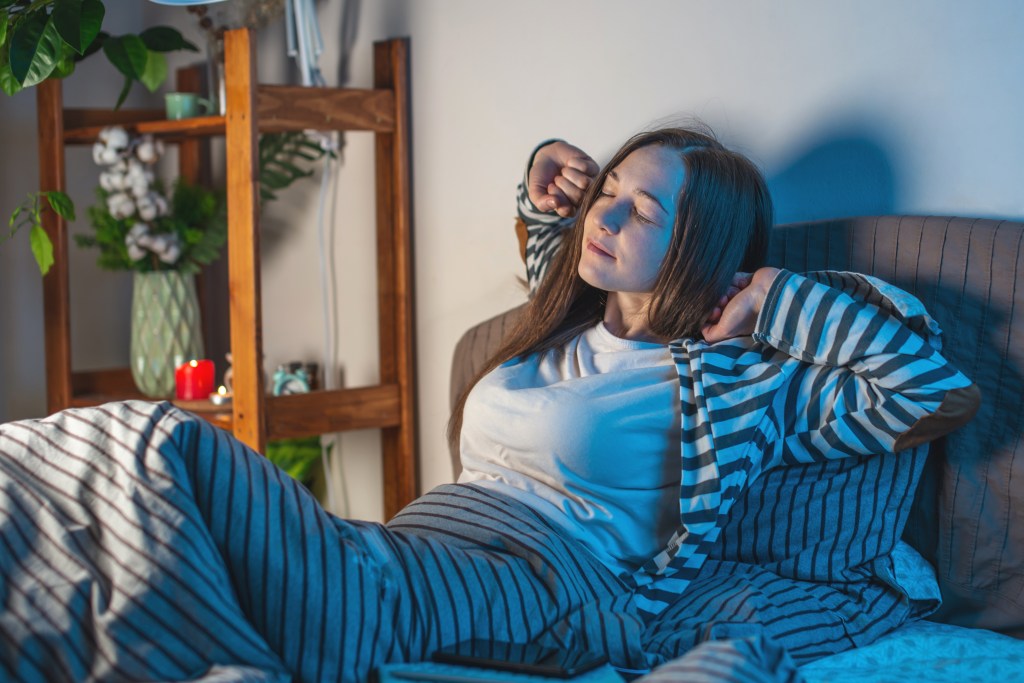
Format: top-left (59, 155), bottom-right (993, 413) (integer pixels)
top-left (632, 207), bottom-right (655, 225)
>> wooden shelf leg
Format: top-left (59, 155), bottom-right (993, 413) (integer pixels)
top-left (224, 27), bottom-right (267, 453)
top-left (37, 79), bottom-right (72, 416)
top-left (374, 38), bottom-right (418, 519)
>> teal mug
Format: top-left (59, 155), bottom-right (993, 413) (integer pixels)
top-left (165, 92), bottom-right (214, 120)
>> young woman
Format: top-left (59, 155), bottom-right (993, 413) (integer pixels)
top-left (0, 127), bottom-right (979, 682)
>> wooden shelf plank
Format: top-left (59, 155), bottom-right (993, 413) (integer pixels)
top-left (65, 384), bottom-right (398, 444)
top-left (63, 112), bottom-right (226, 144)
top-left (63, 108), bottom-right (168, 133)
top-left (62, 86), bottom-right (394, 145)
top-left (256, 85), bottom-right (395, 132)
top-left (66, 394), bottom-right (233, 431)
top-left (71, 367), bottom-right (139, 396)
top-left (265, 385), bottom-right (402, 441)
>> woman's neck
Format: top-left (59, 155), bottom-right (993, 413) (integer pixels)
top-left (603, 292), bottom-right (666, 343)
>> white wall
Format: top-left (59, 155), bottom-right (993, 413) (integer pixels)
top-left (2, 0), bottom-right (1022, 522)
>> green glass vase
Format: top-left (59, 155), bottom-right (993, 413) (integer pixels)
top-left (130, 271), bottom-right (205, 398)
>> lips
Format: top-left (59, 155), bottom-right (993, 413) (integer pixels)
top-left (586, 239), bottom-right (615, 259)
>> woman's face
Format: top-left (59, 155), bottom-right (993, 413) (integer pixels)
top-left (578, 144), bottom-right (686, 295)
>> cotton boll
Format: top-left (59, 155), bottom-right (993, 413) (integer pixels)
top-left (124, 161), bottom-right (150, 198)
top-left (99, 171), bottom-right (124, 192)
top-left (157, 235), bottom-right (181, 264)
top-left (125, 159), bottom-right (147, 183)
top-left (135, 136), bottom-right (164, 164)
top-left (98, 146), bottom-right (121, 166)
top-left (125, 222), bottom-right (150, 261)
top-left (92, 142), bottom-right (107, 166)
top-left (107, 192), bottom-right (135, 220)
top-left (137, 193), bottom-right (167, 221)
top-left (150, 234), bottom-right (183, 264)
top-left (161, 246), bottom-right (181, 265)
top-left (136, 232), bottom-right (155, 249)
top-left (127, 222), bottom-right (149, 241)
top-left (137, 200), bottom-right (157, 221)
top-left (99, 126), bottom-right (130, 152)
top-left (131, 179), bottom-right (151, 200)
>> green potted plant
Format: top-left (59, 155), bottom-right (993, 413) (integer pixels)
top-left (1, 0), bottom-right (198, 275)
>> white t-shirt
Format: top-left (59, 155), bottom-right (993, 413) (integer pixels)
top-left (458, 321), bottom-right (681, 576)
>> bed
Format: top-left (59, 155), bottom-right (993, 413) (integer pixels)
top-left (449, 214), bottom-right (1024, 680)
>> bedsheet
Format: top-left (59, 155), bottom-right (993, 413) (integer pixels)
top-left (800, 619), bottom-right (1024, 682)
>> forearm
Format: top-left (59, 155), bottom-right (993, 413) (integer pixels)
top-left (754, 269), bottom-right (980, 452)
top-left (517, 140), bottom-right (574, 293)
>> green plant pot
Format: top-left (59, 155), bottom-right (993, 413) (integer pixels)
top-left (130, 271), bottom-right (204, 398)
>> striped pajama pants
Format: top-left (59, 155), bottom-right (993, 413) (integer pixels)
top-left (0, 401), bottom-right (908, 681)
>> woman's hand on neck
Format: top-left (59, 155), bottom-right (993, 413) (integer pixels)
top-left (603, 291), bottom-right (666, 343)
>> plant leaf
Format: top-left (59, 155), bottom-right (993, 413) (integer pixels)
top-left (79, 29), bottom-right (106, 61)
top-left (0, 13), bottom-right (8, 48)
top-left (79, 0), bottom-right (103, 53)
top-left (8, 10), bottom-right (49, 82)
top-left (44, 190), bottom-right (75, 221)
top-left (9, 10), bottom-right (62, 86)
top-left (139, 49), bottom-right (166, 92)
top-left (20, 19), bottom-right (64, 87)
top-left (257, 131), bottom-right (330, 202)
top-left (29, 224), bottom-right (54, 275)
top-left (139, 26), bottom-right (198, 53)
top-left (52, 0), bottom-right (85, 53)
top-left (52, 40), bottom-right (77, 78)
top-left (260, 169), bottom-right (295, 189)
top-left (8, 204), bottom-right (21, 229)
top-left (0, 48), bottom-right (21, 96)
top-left (113, 73), bottom-right (131, 109)
top-left (102, 34), bottom-right (148, 79)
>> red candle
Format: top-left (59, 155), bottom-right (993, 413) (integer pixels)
top-left (175, 359), bottom-right (215, 400)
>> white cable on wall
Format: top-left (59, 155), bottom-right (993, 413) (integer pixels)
top-left (315, 130), bottom-right (347, 517)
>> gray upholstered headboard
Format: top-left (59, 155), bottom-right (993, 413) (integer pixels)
top-left (448, 215), bottom-right (1024, 638)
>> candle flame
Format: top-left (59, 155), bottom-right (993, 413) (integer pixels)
top-left (217, 385), bottom-right (227, 396)
top-left (189, 359), bottom-right (198, 368)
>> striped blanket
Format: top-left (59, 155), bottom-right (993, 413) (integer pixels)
top-left (0, 400), bottom-right (816, 681)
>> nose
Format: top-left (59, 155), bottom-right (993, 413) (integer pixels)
top-left (593, 200), bottom-right (624, 234)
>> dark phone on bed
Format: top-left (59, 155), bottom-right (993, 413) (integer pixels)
top-left (432, 639), bottom-right (608, 678)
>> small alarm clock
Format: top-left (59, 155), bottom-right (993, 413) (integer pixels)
top-left (273, 363), bottom-right (311, 396)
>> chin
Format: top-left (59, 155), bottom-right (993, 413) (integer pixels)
top-left (577, 262), bottom-right (604, 290)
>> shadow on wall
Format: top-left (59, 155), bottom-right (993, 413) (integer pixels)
top-left (768, 130), bottom-right (898, 225)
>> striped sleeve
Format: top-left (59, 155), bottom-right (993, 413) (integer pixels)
top-left (633, 269), bottom-right (980, 618)
top-left (754, 269), bottom-right (981, 464)
top-left (516, 140), bottom-right (575, 294)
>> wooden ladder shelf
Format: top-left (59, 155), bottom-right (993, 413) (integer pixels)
top-left (35, 27), bottom-right (418, 519)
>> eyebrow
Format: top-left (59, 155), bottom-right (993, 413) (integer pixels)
top-left (608, 170), bottom-right (669, 215)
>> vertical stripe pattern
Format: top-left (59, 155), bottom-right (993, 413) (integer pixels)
top-left (1, 402), bottom-right (659, 681)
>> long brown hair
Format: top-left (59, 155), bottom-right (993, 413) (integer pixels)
top-left (447, 126), bottom-right (773, 451)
